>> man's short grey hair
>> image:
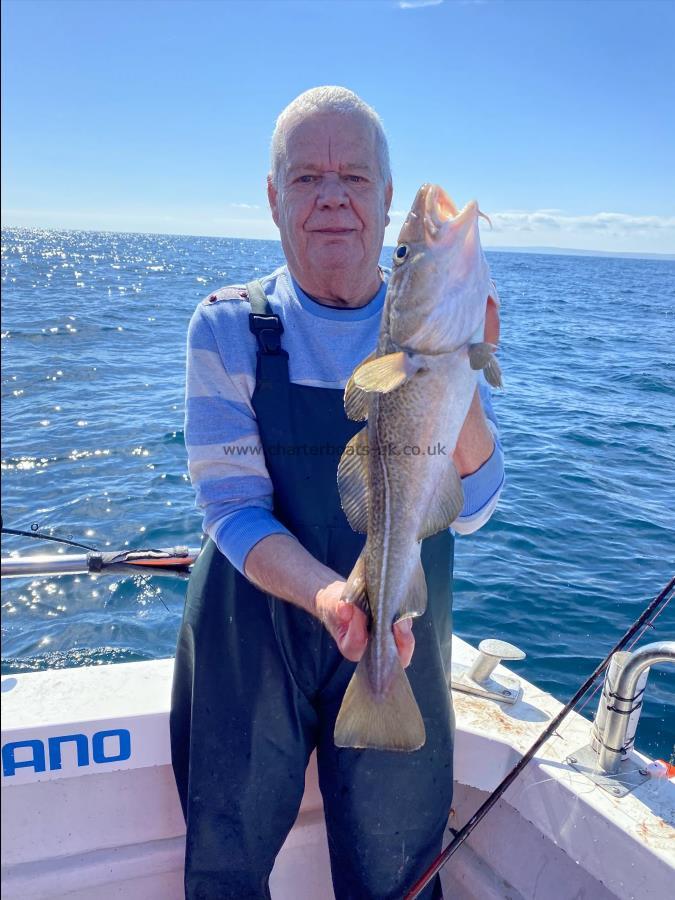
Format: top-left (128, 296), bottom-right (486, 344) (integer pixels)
top-left (270, 86), bottom-right (391, 188)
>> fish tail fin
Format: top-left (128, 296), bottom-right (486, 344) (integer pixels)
top-left (334, 652), bottom-right (426, 752)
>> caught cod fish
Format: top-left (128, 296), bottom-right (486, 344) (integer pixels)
top-left (334, 183), bottom-right (501, 752)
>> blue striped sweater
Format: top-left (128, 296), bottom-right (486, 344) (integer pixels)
top-left (185, 265), bottom-right (505, 574)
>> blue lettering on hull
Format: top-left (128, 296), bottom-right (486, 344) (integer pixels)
top-left (2, 729), bottom-right (132, 777)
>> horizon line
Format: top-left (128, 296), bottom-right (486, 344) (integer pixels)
top-left (1, 222), bottom-right (673, 263)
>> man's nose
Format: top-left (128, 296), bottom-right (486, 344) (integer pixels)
top-left (317, 172), bottom-right (349, 209)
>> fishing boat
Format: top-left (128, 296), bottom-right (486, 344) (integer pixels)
top-left (1, 550), bottom-right (674, 899)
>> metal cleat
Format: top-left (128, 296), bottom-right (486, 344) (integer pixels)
top-left (451, 638), bottom-right (526, 705)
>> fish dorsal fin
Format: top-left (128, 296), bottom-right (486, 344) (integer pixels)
top-left (395, 554), bottom-right (428, 620)
top-left (353, 351), bottom-right (423, 394)
top-left (338, 427), bottom-right (369, 533)
top-left (340, 547), bottom-right (370, 616)
top-left (344, 351), bottom-right (376, 421)
top-left (468, 342), bottom-right (503, 389)
top-left (418, 462), bottom-right (464, 541)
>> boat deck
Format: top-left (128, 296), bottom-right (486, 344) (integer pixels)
top-left (2, 636), bottom-right (673, 898)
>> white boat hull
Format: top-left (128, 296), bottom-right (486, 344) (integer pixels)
top-left (2, 638), bottom-right (673, 898)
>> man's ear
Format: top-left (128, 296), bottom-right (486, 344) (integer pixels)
top-left (384, 180), bottom-right (393, 227)
top-left (267, 175), bottom-right (280, 228)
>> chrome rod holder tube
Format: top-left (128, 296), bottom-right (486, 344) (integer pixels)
top-left (598, 641), bottom-right (675, 774)
top-left (591, 650), bottom-right (649, 759)
top-left (567, 640), bottom-right (675, 797)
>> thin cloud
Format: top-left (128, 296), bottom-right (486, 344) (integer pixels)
top-left (398, 0), bottom-right (443, 9)
top-left (488, 211), bottom-right (675, 234)
top-left (228, 202), bottom-right (261, 210)
top-left (397, 0), bottom-right (487, 6)
top-left (389, 207), bottom-right (674, 235)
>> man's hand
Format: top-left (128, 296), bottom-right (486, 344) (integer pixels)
top-left (485, 293), bottom-right (500, 346)
top-left (453, 294), bottom-right (500, 477)
top-left (244, 534), bottom-right (415, 667)
top-left (315, 579), bottom-right (415, 667)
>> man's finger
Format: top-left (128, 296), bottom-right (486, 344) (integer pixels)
top-left (336, 601), bottom-right (354, 623)
top-left (393, 618), bottom-right (415, 668)
top-left (485, 295), bottom-right (500, 345)
top-left (339, 610), bottom-right (368, 662)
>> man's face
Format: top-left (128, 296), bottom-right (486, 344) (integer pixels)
top-left (268, 112), bottom-right (392, 288)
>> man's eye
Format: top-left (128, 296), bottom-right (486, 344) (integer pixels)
top-left (297, 175), bottom-right (317, 184)
top-left (344, 175), bottom-right (365, 183)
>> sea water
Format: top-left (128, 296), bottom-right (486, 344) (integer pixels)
top-left (1, 228), bottom-right (673, 758)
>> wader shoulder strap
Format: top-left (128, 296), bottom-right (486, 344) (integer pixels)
top-left (246, 280), bottom-right (287, 357)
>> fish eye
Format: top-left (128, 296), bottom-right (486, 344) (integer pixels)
top-left (393, 244), bottom-right (409, 265)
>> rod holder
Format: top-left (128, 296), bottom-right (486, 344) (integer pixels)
top-left (569, 639), bottom-right (675, 798)
top-left (597, 641), bottom-right (675, 774)
top-left (591, 651), bottom-right (647, 760)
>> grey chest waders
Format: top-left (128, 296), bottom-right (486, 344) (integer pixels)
top-left (170, 280), bottom-right (455, 900)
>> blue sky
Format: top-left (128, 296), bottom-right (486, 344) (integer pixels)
top-left (2, 0), bottom-right (674, 254)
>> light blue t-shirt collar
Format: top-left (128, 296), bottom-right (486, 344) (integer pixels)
top-left (290, 272), bottom-right (387, 322)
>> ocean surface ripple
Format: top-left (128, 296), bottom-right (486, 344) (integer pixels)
top-left (2, 228), bottom-right (673, 758)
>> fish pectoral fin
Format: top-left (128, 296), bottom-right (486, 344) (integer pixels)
top-left (483, 355), bottom-right (504, 389)
top-left (468, 342), bottom-right (503, 389)
top-left (396, 555), bottom-right (427, 619)
top-left (334, 654), bottom-right (426, 751)
top-left (418, 461), bottom-right (464, 540)
top-left (353, 351), bottom-right (423, 394)
top-left (338, 427), bottom-right (369, 533)
top-left (340, 548), bottom-right (370, 616)
top-left (344, 352), bottom-right (375, 421)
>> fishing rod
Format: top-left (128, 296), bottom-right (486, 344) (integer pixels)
top-left (403, 573), bottom-right (675, 900)
top-left (1, 518), bottom-right (200, 581)
top-left (2, 523), bottom-right (97, 552)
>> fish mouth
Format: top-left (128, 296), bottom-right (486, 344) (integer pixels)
top-left (426, 184), bottom-right (459, 228)
top-left (398, 184), bottom-right (483, 246)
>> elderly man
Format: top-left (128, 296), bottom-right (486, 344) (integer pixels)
top-left (171, 86), bottom-right (504, 899)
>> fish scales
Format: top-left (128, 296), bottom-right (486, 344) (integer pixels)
top-left (364, 357), bottom-right (473, 688)
top-left (334, 183), bottom-right (501, 752)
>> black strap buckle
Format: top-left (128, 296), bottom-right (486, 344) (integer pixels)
top-left (248, 313), bottom-right (285, 355)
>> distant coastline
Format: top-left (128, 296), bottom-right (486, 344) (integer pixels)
top-left (2, 224), bottom-right (674, 263)
top-left (483, 245), bottom-right (675, 262)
